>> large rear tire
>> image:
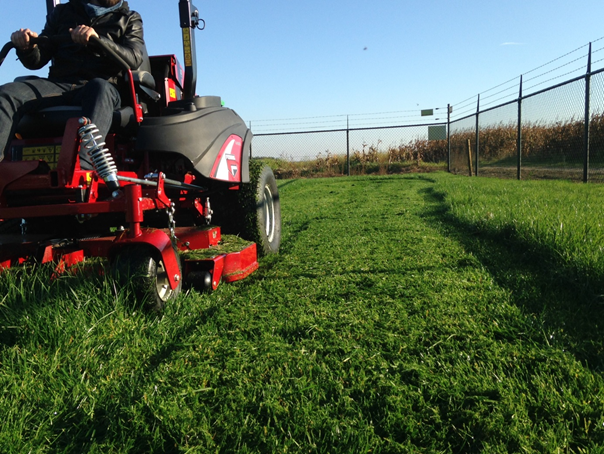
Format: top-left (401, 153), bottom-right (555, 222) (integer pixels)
top-left (249, 164), bottom-right (281, 255)
top-left (213, 161), bottom-right (281, 256)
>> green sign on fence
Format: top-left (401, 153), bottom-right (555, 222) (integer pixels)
top-left (428, 125), bottom-right (447, 141)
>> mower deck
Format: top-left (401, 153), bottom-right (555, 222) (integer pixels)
top-left (0, 225), bottom-right (258, 291)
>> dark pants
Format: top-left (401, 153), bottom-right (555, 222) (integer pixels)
top-left (0, 76), bottom-right (121, 169)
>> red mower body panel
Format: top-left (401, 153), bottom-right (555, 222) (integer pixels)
top-left (0, 1), bottom-right (279, 306)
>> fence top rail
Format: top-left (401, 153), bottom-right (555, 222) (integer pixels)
top-left (449, 66), bottom-right (604, 124)
top-left (254, 128), bottom-right (347, 137)
top-left (254, 122), bottom-right (447, 137)
top-left (479, 99), bottom-right (518, 116)
top-left (255, 65), bottom-right (604, 136)
top-left (348, 122), bottom-right (447, 133)
top-left (449, 113), bottom-right (476, 126)
top-left (521, 67), bottom-right (604, 101)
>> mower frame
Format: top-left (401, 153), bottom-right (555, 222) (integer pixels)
top-left (0, 1), bottom-right (270, 306)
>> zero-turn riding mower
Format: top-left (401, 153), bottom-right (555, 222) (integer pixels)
top-left (0, 0), bottom-right (281, 310)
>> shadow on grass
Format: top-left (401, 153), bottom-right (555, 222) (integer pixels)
top-left (0, 263), bottom-right (218, 452)
top-left (0, 264), bottom-right (104, 348)
top-left (46, 297), bottom-right (220, 452)
top-left (51, 406), bottom-right (182, 454)
top-left (420, 185), bottom-right (604, 372)
top-left (276, 178), bottom-right (299, 190)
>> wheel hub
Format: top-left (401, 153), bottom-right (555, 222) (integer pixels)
top-left (263, 184), bottom-right (275, 242)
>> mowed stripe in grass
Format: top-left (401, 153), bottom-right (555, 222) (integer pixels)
top-left (0, 173), bottom-right (603, 453)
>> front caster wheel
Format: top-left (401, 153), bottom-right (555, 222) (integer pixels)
top-left (111, 245), bottom-right (182, 311)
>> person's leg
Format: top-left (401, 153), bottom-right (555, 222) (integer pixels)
top-left (75, 78), bottom-right (121, 169)
top-left (0, 77), bottom-right (73, 158)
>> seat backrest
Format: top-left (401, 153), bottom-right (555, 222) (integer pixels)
top-left (146, 54), bottom-right (184, 116)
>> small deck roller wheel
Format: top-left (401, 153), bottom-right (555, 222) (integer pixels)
top-left (111, 245), bottom-right (182, 311)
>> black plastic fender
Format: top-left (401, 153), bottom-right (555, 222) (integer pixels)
top-left (135, 101), bottom-right (252, 183)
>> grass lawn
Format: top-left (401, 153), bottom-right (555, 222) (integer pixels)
top-left (1, 173), bottom-right (604, 453)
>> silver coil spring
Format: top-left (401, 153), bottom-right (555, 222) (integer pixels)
top-left (77, 120), bottom-right (119, 187)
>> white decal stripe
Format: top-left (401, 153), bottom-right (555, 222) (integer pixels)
top-left (215, 139), bottom-right (236, 181)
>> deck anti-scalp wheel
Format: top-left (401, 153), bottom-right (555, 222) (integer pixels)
top-left (111, 245), bottom-right (182, 311)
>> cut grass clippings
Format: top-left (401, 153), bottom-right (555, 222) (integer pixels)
top-left (0, 173), bottom-right (604, 452)
top-left (180, 234), bottom-right (254, 260)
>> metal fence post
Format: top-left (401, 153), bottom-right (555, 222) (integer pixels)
top-left (517, 76), bottom-right (523, 180)
top-left (447, 104), bottom-right (451, 173)
top-left (584, 42), bottom-right (592, 183)
top-left (475, 95), bottom-right (480, 176)
top-left (346, 115), bottom-right (350, 176)
top-left (249, 121), bottom-right (253, 158)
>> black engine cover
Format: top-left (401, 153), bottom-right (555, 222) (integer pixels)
top-left (135, 99), bottom-right (252, 183)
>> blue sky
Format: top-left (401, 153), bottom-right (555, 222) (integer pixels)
top-left (1, 0), bottom-right (603, 132)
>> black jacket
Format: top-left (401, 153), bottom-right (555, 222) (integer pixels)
top-left (17, 0), bottom-right (145, 84)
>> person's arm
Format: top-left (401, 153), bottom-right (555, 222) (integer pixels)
top-left (95, 12), bottom-right (145, 70)
top-left (14, 9), bottom-right (59, 70)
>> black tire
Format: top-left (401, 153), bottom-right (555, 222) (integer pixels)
top-left (249, 163), bottom-right (282, 255)
top-left (111, 245), bottom-right (182, 311)
top-left (213, 161), bottom-right (281, 256)
top-left (0, 219), bottom-right (21, 234)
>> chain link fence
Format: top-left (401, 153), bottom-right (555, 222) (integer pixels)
top-left (449, 68), bottom-right (604, 183)
top-left (253, 43), bottom-right (604, 183)
top-left (253, 124), bottom-right (447, 178)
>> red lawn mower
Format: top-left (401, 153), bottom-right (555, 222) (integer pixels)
top-left (0, 0), bottom-right (281, 310)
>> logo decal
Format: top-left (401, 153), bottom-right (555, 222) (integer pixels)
top-left (210, 135), bottom-right (243, 182)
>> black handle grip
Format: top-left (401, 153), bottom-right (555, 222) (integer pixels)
top-left (0, 34), bottom-right (131, 72)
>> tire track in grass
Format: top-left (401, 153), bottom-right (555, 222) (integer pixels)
top-left (235, 174), bottom-right (603, 453)
top-left (1, 174), bottom-right (603, 452)
top-left (204, 174), bottom-right (528, 452)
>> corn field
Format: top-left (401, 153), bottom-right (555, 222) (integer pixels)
top-left (450, 113), bottom-right (604, 181)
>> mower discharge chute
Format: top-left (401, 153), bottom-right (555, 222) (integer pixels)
top-left (0, 0), bottom-right (281, 310)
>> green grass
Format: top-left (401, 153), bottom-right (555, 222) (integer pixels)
top-left (181, 235), bottom-right (254, 260)
top-left (260, 156), bottom-right (446, 179)
top-left (2, 173), bottom-right (604, 452)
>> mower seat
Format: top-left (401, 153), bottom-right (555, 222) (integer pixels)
top-left (14, 47), bottom-right (160, 140)
top-left (15, 104), bottom-right (138, 139)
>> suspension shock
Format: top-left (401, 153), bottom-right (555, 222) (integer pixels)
top-left (77, 117), bottom-right (120, 191)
